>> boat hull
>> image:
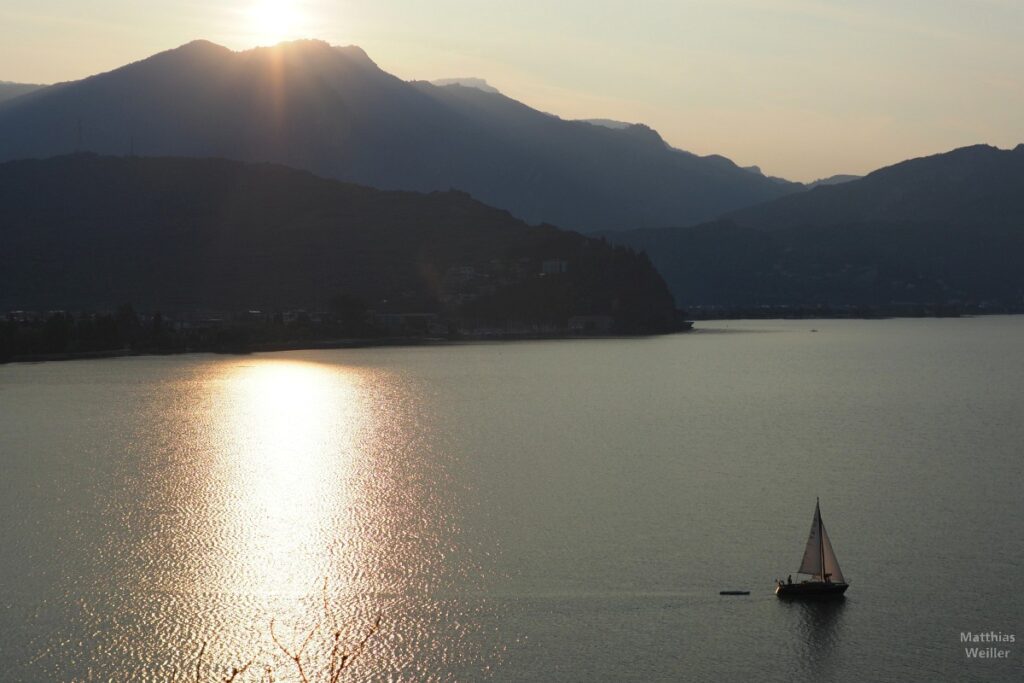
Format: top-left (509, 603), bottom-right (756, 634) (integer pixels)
top-left (775, 581), bottom-right (848, 599)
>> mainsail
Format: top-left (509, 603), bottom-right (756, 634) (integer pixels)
top-left (797, 499), bottom-right (845, 583)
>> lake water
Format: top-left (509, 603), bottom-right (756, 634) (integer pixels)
top-left (1, 318), bottom-right (1022, 681)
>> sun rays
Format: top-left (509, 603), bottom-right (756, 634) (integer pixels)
top-left (245, 0), bottom-right (305, 46)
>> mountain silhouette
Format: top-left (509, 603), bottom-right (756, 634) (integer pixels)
top-left (430, 77), bottom-right (500, 93)
top-left (0, 154), bottom-right (676, 331)
top-left (0, 81), bottom-right (44, 103)
top-left (603, 145), bottom-right (1024, 309)
top-left (727, 145), bottom-right (1024, 230)
top-left (0, 39), bottom-right (799, 232)
top-left (806, 174), bottom-right (860, 188)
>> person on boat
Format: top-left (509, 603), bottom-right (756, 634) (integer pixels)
top-left (787, 575), bottom-right (792, 585)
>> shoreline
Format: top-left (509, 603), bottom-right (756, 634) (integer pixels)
top-left (7, 313), bottom-right (1024, 364)
top-left (1, 327), bottom-right (693, 365)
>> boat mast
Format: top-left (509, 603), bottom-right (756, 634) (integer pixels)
top-left (818, 497), bottom-right (825, 582)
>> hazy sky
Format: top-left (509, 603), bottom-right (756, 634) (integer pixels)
top-left (2, 0), bottom-right (1022, 181)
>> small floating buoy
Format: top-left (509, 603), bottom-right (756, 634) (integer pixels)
top-left (719, 590), bottom-right (750, 595)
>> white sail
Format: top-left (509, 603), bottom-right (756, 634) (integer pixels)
top-left (821, 520), bottom-right (845, 583)
top-left (796, 500), bottom-right (845, 583)
top-left (797, 501), bottom-right (823, 577)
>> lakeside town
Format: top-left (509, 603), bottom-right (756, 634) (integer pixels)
top-left (1, 304), bottom-right (689, 363)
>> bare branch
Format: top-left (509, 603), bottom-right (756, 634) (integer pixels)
top-left (183, 573), bottom-right (380, 682)
top-left (270, 616), bottom-right (318, 683)
top-left (296, 619), bottom-right (320, 659)
top-left (222, 655), bottom-right (255, 683)
top-left (269, 618), bottom-right (294, 660)
top-left (194, 641), bottom-right (206, 683)
top-left (337, 615), bottom-right (381, 675)
top-left (328, 629), bottom-right (344, 683)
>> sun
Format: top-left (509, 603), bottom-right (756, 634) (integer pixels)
top-left (246, 0), bottom-right (302, 46)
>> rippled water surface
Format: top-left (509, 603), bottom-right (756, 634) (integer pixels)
top-left (1, 318), bottom-right (1022, 681)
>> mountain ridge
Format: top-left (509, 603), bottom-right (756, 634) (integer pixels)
top-left (726, 144), bottom-right (1024, 230)
top-left (0, 39), bottom-right (801, 232)
top-left (0, 81), bottom-right (45, 104)
top-left (602, 144), bottom-right (1024, 309)
top-left (0, 153), bottom-right (677, 332)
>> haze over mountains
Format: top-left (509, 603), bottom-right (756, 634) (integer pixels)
top-left (0, 81), bottom-right (43, 103)
top-left (603, 145), bottom-right (1024, 310)
top-left (0, 39), bottom-right (800, 233)
top-left (806, 174), bottom-right (860, 189)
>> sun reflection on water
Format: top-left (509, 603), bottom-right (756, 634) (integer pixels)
top-left (167, 355), bottom-right (496, 679)
top-left (210, 359), bottom-right (362, 602)
top-left (7, 353), bottom-right (503, 680)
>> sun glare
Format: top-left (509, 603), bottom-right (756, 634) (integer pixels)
top-left (246, 0), bottom-right (302, 46)
top-left (209, 359), bottom-right (364, 602)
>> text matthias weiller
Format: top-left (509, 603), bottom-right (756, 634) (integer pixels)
top-left (961, 631), bottom-right (1014, 659)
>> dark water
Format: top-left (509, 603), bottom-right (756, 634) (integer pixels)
top-left (1, 318), bottom-right (1021, 681)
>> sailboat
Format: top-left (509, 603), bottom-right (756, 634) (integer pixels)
top-left (775, 498), bottom-right (849, 598)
